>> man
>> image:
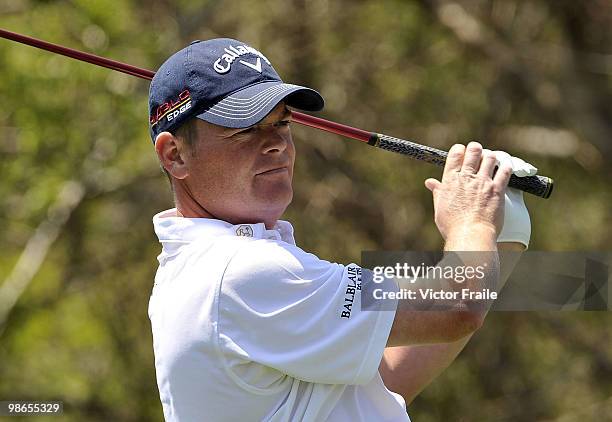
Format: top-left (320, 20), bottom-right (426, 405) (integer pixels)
top-left (148, 38), bottom-right (534, 421)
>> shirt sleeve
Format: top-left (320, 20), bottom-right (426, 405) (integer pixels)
top-left (216, 239), bottom-right (398, 386)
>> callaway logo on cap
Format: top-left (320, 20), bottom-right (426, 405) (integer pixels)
top-left (148, 38), bottom-right (325, 142)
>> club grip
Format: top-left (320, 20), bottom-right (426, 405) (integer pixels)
top-left (370, 133), bottom-right (554, 199)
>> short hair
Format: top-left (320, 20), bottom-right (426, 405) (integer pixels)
top-left (161, 117), bottom-right (200, 188)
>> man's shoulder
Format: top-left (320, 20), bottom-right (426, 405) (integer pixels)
top-left (224, 238), bottom-right (311, 274)
top-left (221, 238), bottom-right (342, 295)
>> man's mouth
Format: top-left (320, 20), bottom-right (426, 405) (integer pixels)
top-left (256, 166), bottom-right (289, 175)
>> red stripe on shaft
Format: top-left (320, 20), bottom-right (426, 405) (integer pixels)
top-left (0, 28), bottom-right (155, 80)
top-left (291, 111), bottom-right (372, 143)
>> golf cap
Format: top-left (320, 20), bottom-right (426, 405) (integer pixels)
top-left (148, 38), bottom-right (325, 142)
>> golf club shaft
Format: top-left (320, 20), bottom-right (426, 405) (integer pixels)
top-left (0, 28), bottom-right (553, 198)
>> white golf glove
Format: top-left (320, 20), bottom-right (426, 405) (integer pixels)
top-left (487, 150), bottom-right (537, 249)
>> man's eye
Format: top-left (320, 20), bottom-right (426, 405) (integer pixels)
top-left (275, 120), bottom-right (291, 128)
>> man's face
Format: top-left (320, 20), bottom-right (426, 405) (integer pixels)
top-left (178, 102), bottom-right (295, 227)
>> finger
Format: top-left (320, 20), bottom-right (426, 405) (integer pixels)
top-left (424, 178), bottom-right (441, 193)
top-left (442, 144), bottom-right (465, 182)
top-left (460, 141), bottom-right (483, 174)
top-left (478, 150), bottom-right (498, 178)
top-left (493, 163), bottom-right (513, 189)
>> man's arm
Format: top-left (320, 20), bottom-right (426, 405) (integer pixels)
top-left (379, 242), bottom-right (524, 405)
top-left (378, 147), bottom-right (536, 403)
top-left (382, 143), bottom-right (512, 346)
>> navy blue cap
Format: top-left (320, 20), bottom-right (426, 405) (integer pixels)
top-left (148, 38), bottom-right (324, 142)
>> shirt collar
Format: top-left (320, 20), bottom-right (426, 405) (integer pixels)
top-left (153, 208), bottom-right (296, 246)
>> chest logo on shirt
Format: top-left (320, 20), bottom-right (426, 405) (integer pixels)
top-left (235, 225), bottom-right (254, 237)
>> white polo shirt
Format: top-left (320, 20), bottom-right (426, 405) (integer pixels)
top-left (148, 209), bottom-right (409, 422)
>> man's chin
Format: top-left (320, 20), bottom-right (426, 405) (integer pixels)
top-left (257, 184), bottom-right (292, 204)
top-left (254, 191), bottom-right (292, 223)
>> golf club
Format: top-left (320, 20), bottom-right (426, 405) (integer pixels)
top-left (0, 28), bottom-right (554, 198)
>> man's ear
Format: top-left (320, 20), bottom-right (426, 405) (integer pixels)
top-left (155, 132), bottom-right (189, 180)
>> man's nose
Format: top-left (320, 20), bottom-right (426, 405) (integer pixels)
top-left (261, 128), bottom-right (288, 154)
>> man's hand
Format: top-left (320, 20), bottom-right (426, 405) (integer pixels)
top-left (424, 142), bottom-right (513, 250)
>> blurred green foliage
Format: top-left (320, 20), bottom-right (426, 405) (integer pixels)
top-left (0, 0), bottom-right (610, 420)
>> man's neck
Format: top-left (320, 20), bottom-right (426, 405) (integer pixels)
top-left (175, 205), bottom-right (280, 230)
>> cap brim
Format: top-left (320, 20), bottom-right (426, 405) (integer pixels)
top-left (195, 81), bottom-right (324, 128)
